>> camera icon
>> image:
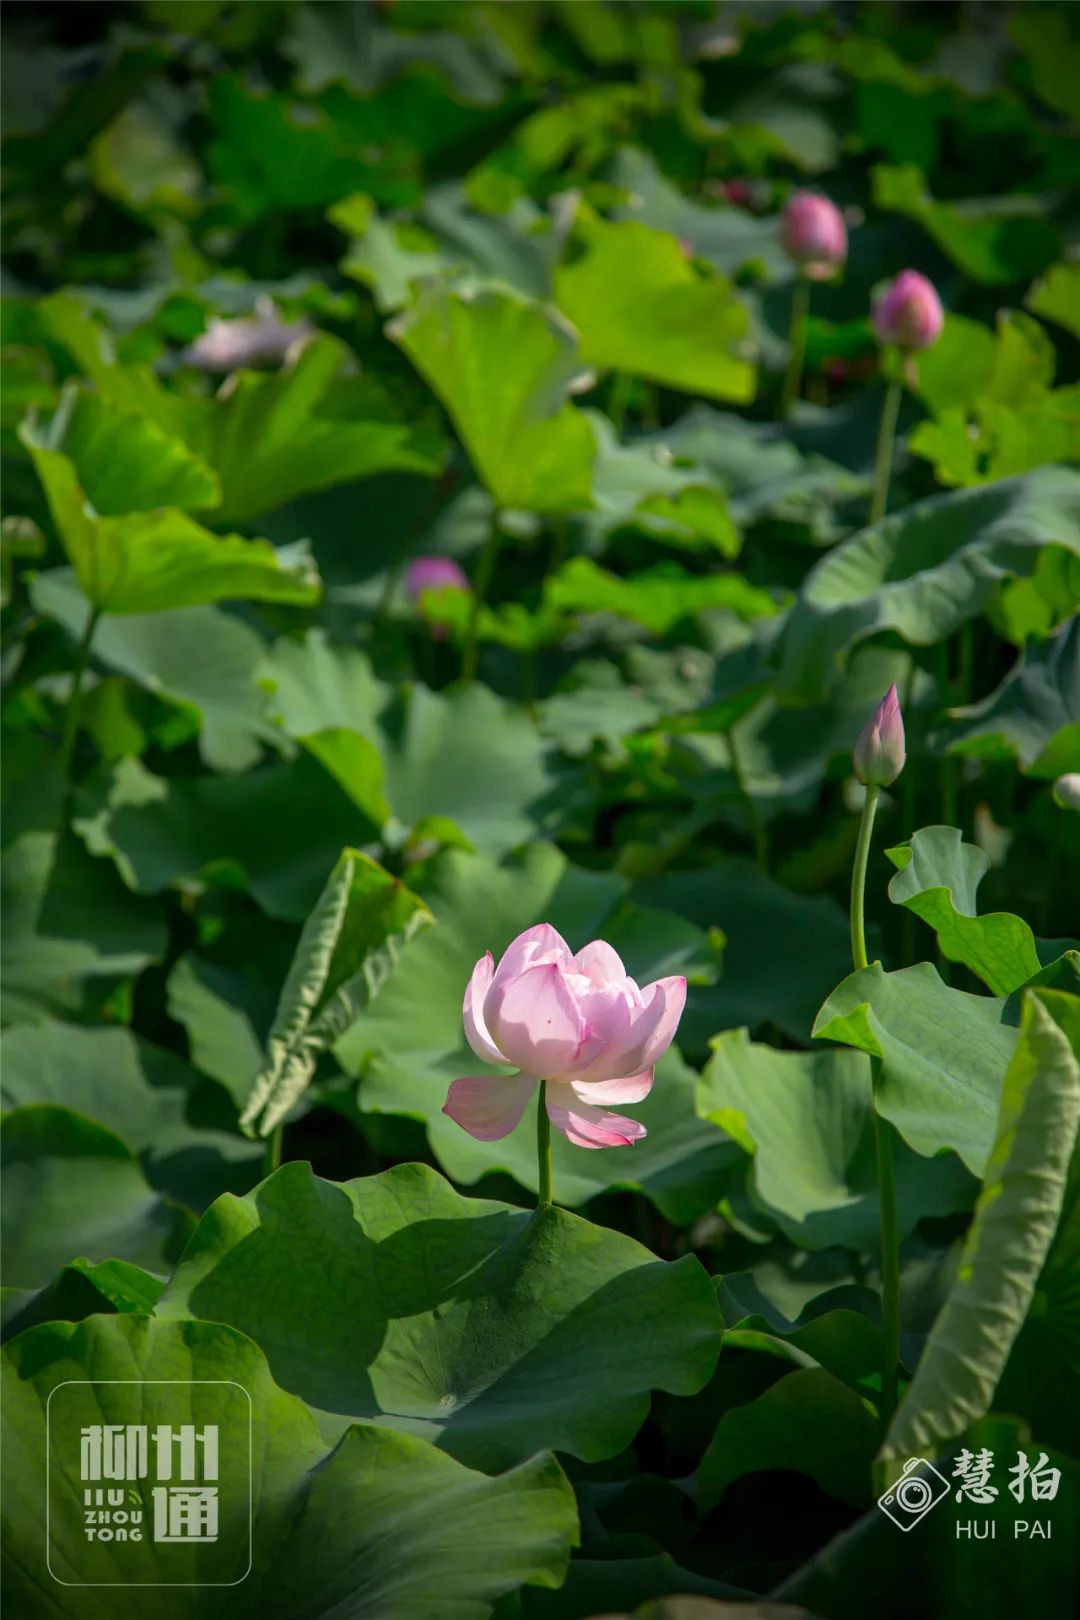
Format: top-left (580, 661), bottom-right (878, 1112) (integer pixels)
top-left (877, 1457), bottom-right (951, 1531)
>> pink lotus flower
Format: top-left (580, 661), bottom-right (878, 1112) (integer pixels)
top-left (872, 270), bottom-right (944, 352)
top-left (405, 555), bottom-right (469, 602)
top-left (853, 684), bottom-right (906, 787)
top-left (443, 925), bottom-right (686, 1150)
top-left (779, 191), bottom-right (847, 279)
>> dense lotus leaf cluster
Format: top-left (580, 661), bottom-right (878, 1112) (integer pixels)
top-left (1, 4), bottom-right (1079, 1619)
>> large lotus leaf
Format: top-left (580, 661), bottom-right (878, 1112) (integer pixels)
top-left (637, 861), bottom-right (853, 1048)
top-left (885, 825), bottom-right (1073, 994)
top-left (178, 335), bottom-right (444, 526)
top-left (1, 1107), bottom-right (193, 1291)
top-left (884, 990), bottom-right (1080, 1461)
top-left (27, 384), bottom-right (219, 514)
top-left (336, 844), bottom-right (732, 1217)
top-left (554, 212), bottom-right (754, 402)
top-left (2, 1256), bottom-right (164, 1343)
top-left (31, 569), bottom-right (283, 774)
top-left (389, 283), bottom-right (597, 513)
top-left (940, 617), bottom-right (1080, 778)
top-left (812, 960), bottom-right (1080, 1175)
top-left (0, 1021), bottom-right (260, 1210)
top-left (872, 164), bottom-right (1059, 284)
top-left (378, 682), bottom-right (567, 857)
top-left (156, 1160), bottom-right (722, 1472)
top-left (259, 627), bottom-right (391, 739)
top-left (166, 955), bottom-right (271, 1108)
top-left (775, 1419), bottom-right (1080, 1620)
top-left (74, 753), bottom-right (376, 923)
top-left (699, 1030), bottom-right (975, 1252)
top-left (1, 736), bottom-right (165, 1022)
top-left (1, 1312), bottom-right (577, 1619)
top-left (911, 395), bottom-right (1080, 488)
top-left (20, 405), bottom-right (320, 614)
top-left (718, 1274), bottom-right (883, 1395)
top-left (697, 1367), bottom-right (878, 1512)
top-left (547, 558), bottom-right (777, 636)
top-left (773, 469), bottom-right (1080, 699)
top-left (583, 414), bottom-right (740, 557)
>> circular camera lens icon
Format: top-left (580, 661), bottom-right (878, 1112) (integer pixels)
top-left (877, 1458), bottom-right (951, 1531)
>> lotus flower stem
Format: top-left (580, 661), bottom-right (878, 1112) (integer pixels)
top-left (870, 377), bottom-right (903, 525)
top-left (58, 606), bottom-right (102, 781)
top-left (781, 276), bottom-right (810, 417)
top-left (536, 1084), bottom-right (553, 1206)
top-left (263, 1123), bottom-right (283, 1177)
top-left (850, 779), bottom-right (901, 1432)
top-left (462, 527), bottom-right (502, 683)
top-left (608, 370), bottom-right (634, 438)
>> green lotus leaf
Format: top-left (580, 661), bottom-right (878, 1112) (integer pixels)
top-left (156, 1160), bottom-right (722, 1472)
top-left (699, 1029), bottom-right (975, 1252)
top-left (390, 282), bottom-right (597, 513)
top-left (554, 210), bottom-right (755, 402)
top-left (2, 1312), bottom-right (577, 1618)
top-left (1, 1106), bottom-right (194, 1291)
top-left (773, 469), bottom-right (1080, 700)
top-left (941, 617), bottom-right (1080, 777)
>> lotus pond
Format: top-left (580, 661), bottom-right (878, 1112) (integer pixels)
top-left (1, 3), bottom-right (1079, 1618)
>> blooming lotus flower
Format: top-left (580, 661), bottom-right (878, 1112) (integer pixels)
top-left (779, 191), bottom-right (847, 279)
top-left (405, 555), bottom-right (469, 602)
top-left (853, 684), bottom-right (906, 788)
top-left (872, 270), bottom-right (944, 352)
top-left (444, 925), bottom-right (686, 1149)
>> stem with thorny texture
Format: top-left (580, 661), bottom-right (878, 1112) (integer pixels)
top-left (850, 781), bottom-right (901, 1434)
top-left (536, 1083), bottom-right (553, 1206)
top-left (781, 276), bottom-right (810, 417)
top-left (870, 376), bottom-right (903, 526)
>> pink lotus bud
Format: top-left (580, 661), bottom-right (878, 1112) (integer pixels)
top-left (405, 555), bottom-right (469, 602)
top-left (853, 684), bottom-right (906, 788)
top-left (872, 270), bottom-right (944, 352)
top-left (779, 191), bottom-right (847, 279)
top-left (443, 924), bottom-right (686, 1148)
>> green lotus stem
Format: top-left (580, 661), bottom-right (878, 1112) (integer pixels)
top-left (850, 784), bottom-right (880, 974)
top-left (781, 276), bottom-right (810, 417)
top-left (728, 723), bottom-right (768, 873)
top-left (850, 780), bottom-right (901, 1433)
top-left (58, 606), bottom-right (102, 780)
top-left (536, 1084), bottom-right (553, 1206)
top-left (870, 377), bottom-right (903, 525)
top-left (872, 1083), bottom-right (901, 1430)
top-left (263, 1123), bottom-right (283, 1177)
top-left (607, 370), bottom-right (634, 438)
top-left (462, 527), bottom-right (502, 683)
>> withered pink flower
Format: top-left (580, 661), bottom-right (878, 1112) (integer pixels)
top-left (853, 684), bottom-right (906, 787)
top-left (443, 925), bottom-right (686, 1149)
top-left (779, 191), bottom-right (847, 279)
top-left (872, 270), bottom-right (944, 352)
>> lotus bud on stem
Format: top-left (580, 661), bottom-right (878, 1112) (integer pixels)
top-left (850, 684), bottom-right (906, 1435)
top-left (870, 271), bottom-right (944, 525)
top-left (779, 191), bottom-right (847, 416)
